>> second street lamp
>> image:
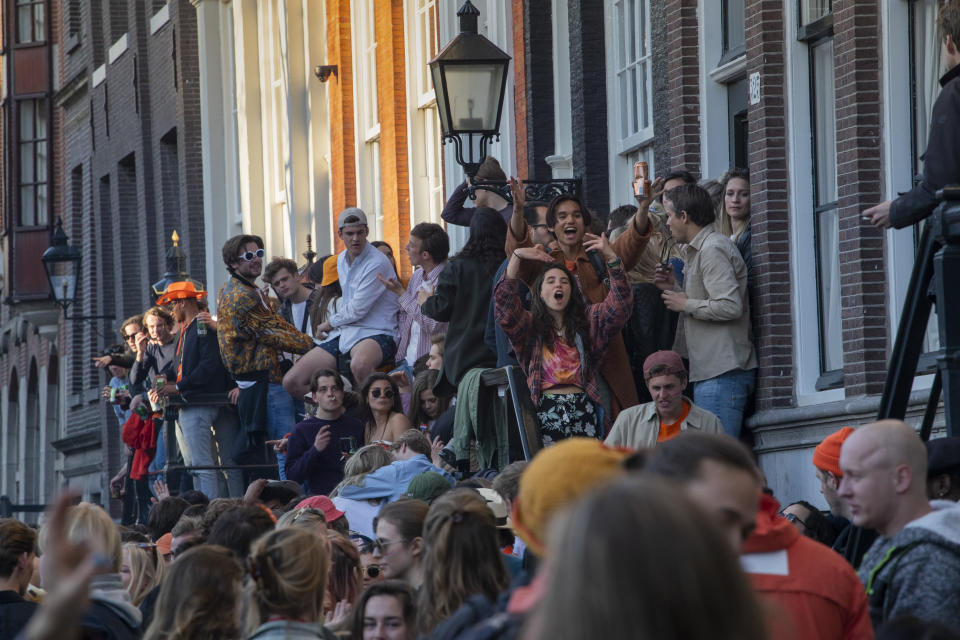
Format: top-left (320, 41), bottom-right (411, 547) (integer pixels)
top-left (40, 217), bottom-right (113, 320)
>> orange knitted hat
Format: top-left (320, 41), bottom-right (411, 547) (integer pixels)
top-left (812, 426), bottom-right (855, 477)
top-left (511, 438), bottom-right (629, 557)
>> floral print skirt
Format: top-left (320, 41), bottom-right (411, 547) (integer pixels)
top-left (537, 392), bottom-right (601, 446)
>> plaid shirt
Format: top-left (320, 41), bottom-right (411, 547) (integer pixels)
top-left (494, 262), bottom-right (632, 428)
top-left (217, 275), bottom-right (315, 383)
top-left (395, 263), bottom-right (448, 364)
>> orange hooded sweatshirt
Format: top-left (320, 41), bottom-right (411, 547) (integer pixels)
top-left (741, 493), bottom-right (874, 640)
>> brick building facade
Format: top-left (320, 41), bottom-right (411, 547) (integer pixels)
top-left (1, 0), bottom-right (205, 508)
top-left (505, 0), bottom-right (944, 503)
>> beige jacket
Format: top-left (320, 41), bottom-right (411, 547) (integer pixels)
top-left (674, 226), bottom-right (757, 381)
top-left (603, 397), bottom-right (723, 449)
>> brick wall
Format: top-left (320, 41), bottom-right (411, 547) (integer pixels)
top-left (745, 0), bottom-right (794, 409)
top-left (568, 0), bottom-right (609, 214)
top-left (833, 0), bottom-right (887, 397)
top-left (373, 0), bottom-right (411, 278)
top-left (664, 0), bottom-right (700, 176)
top-left (520, 0), bottom-right (554, 182)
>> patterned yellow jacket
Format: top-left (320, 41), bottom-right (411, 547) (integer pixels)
top-left (217, 275), bottom-right (315, 383)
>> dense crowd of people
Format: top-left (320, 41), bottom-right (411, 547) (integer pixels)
top-left (4, 4), bottom-right (960, 635)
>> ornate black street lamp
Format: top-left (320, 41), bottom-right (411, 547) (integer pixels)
top-left (429, 1), bottom-right (511, 180)
top-left (429, 1), bottom-right (581, 205)
top-left (41, 217), bottom-right (112, 320)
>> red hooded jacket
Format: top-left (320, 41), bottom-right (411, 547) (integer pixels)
top-left (742, 493), bottom-right (873, 640)
top-left (121, 411), bottom-right (157, 480)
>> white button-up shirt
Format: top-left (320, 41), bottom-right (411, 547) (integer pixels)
top-left (330, 242), bottom-right (400, 351)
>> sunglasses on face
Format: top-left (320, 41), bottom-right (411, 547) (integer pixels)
top-left (370, 388), bottom-right (394, 399)
top-left (780, 512), bottom-right (809, 529)
top-left (238, 248), bottom-right (266, 262)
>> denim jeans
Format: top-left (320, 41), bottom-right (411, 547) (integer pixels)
top-left (692, 368), bottom-right (756, 439)
top-left (177, 405), bottom-right (244, 498)
top-left (148, 420), bottom-right (166, 488)
top-left (267, 383), bottom-right (298, 480)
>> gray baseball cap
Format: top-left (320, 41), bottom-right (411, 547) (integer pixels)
top-left (337, 207), bottom-right (368, 229)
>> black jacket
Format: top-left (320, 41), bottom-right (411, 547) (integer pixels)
top-left (279, 288), bottom-right (321, 335)
top-left (0, 590), bottom-right (37, 639)
top-left (177, 319), bottom-right (235, 402)
top-left (890, 63), bottom-right (960, 228)
top-left (422, 257), bottom-right (498, 396)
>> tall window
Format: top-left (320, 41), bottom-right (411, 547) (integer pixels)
top-left (908, 0), bottom-right (943, 353)
top-left (352, 0), bottom-right (382, 238)
top-left (612, 0), bottom-right (653, 148)
top-left (407, 0), bottom-right (443, 225)
top-left (18, 100), bottom-right (49, 227)
top-left (721, 0), bottom-right (745, 63)
top-left (268, 0), bottom-right (288, 204)
top-left (16, 0), bottom-right (45, 43)
top-left (800, 10), bottom-right (841, 383)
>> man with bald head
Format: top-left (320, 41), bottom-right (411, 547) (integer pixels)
top-left (839, 420), bottom-right (960, 629)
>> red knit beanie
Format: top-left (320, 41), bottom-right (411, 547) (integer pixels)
top-left (812, 426), bottom-right (855, 477)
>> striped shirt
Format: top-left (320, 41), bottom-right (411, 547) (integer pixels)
top-left (395, 262), bottom-right (448, 365)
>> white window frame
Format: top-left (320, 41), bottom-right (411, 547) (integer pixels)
top-left (265, 0), bottom-right (289, 206)
top-left (546, 0), bottom-right (573, 178)
top-left (879, 0), bottom-right (939, 391)
top-left (604, 0), bottom-right (654, 206)
top-left (403, 0), bottom-right (444, 227)
top-left (606, 0), bottom-right (654, 155)
top-left (785, 0), bottom-right (844, 405)
top-left (698, 0), bottom-right (748, 180)
top-left (352, 0), bottom-right (383, 239)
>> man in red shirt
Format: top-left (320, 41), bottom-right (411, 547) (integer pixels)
top-left (742, 493), bottom-right (873, 640)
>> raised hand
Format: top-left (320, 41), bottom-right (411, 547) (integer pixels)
top-left (313, 425), bottom-right (332, 453)
top-left (513, 246), bottom-right (555, 263)
top-left (377, 273), bottom-right (404, 296)
top-left (509, 176), bottom-right (526, 214)
top-left (583, 232), bottom-right (617, 262)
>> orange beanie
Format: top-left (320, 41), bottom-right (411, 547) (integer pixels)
top-left (812, 426), bottom-right (855, 477)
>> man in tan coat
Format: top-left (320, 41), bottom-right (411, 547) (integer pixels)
top-left (655, 184), bottom-right (757, 438)
top-left (605, 350), bottom-right (722, 449)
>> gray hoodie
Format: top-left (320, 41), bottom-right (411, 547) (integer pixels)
top-left (82, 573), bottom-right (143, 638)
top-left (857, 500), bottom-right (960, 630)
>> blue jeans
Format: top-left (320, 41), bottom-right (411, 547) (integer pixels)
top-left (148, 420), bottom-right (166, 489)
top-left (176, 406), bottom-right (244, 498)
top-left (267, 383), bottom-right (298, 480)
top-left (693, 369), bottom-right (756, 438)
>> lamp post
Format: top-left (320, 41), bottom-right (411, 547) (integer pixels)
top-left (152, 230), bottom-right (203, 300)
top-left (41, 217), bottom-right (113, 320)
top-left (429, 1), bottom-right (581, 205)
top-left (429, 0), bottom-right (511, 180)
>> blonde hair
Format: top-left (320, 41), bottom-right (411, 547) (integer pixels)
top-left (716, 169), bottom-right (751, 240)
top-left (330, 444), bottom-right (392, 496)
top-left (418, 489), bottom-right (509, 634)
top-left (123, 542), bottom-right (166, 606)
top-left (275, 507), bottom-right (327, 532)
top-left (144, 545), bottom-right (243, 640)
top-left (39, 502), bottom-right (121, 572)
top-left (246, 527), bottom-right (330, 629)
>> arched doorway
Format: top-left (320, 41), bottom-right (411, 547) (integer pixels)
top-left (25, 360), bottom-right (40, 506)
top-left (5, 371), bottom-right (19, 497)
top-left (45, 353), bottom-right (59, 501)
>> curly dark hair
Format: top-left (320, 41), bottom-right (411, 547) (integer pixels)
top-left (456, 207), bottom-right (506, 276)
top-left (529, 263), bottom-right (590, 350)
